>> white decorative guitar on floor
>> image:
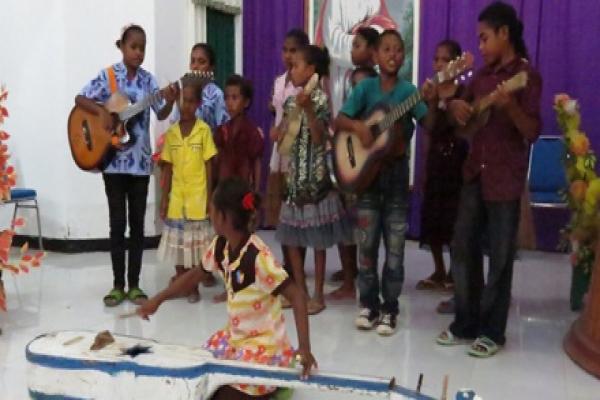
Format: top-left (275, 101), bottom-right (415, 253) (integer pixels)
top-left (27, 330), bottom-right (443, 400)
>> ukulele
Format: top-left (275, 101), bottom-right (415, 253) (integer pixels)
top-left (277, 73), bottom-right (320, 156)
top-left (329, 53), bottom-right (473, 193)
top-left (455, 71), bottom-right (529, 138)
top-left (67, 71), bottom-right (213, 171)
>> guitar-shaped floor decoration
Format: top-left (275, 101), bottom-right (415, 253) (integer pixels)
top-left (455, 71), bottom-right (529, 138)
top-left (27, 330), bottom-right (439, 400)
top-left (277, 73), bottom-right (320, 156)
top-left (67, 71), bottom-right (213, 171)
top-left (329, 53), bottom-right (473, 193)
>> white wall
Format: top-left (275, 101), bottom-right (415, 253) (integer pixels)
top-left (0, 0), bottom-right (194, 239)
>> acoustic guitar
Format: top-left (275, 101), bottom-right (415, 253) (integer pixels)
top-left (277, 73), bottom-right (320, 156)
top-left (455, 70), bottom-right (529, 138)
top-left (329, 53), bottom-right (473, 193)
top-left (68, 71), bottom-right (213, 171)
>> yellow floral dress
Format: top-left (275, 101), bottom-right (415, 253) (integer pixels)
top-left (201, 234), bottom-right (295, 396)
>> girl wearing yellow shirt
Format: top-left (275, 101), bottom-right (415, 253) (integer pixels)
top-left (157, 83), bottom-right (217, 303)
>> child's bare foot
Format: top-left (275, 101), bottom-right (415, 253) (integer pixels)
top-left (212, 291), bottom-right (227, 303)
top-left (326, 284), bottom-right (356, 301)
top-left (329, 269), bottom-right (344, 282)
top-left (416, 273), bottom-right (446, 290)
top-left (187, 287), bottom-right (201, 303)
top-left (203, 274), bottom-right (217, 287)
top-left (280, 296), bottom-right (292, 308)
top-left (307, 298), bottom-right (326, 315)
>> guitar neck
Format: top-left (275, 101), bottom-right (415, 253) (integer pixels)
top-left (378, 90), bottom-right (423, 132)
top-left (474, 94), bottom-right (495, 116)
top-left (118, 90), bottom-right (164, 121)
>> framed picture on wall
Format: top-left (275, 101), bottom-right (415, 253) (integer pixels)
top-left (305, 0), bottom-right (420, 184)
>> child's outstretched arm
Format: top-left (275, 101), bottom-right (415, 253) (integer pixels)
top-left (137, 267), bottom-right (209, 319)
top-left (280, 282), bottom-right (318, 379)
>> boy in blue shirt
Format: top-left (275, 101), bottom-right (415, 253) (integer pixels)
top-left (335, 30), bottom-right (437, 335)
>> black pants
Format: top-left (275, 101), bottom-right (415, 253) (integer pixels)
top-left (449, 181), bottom-right (520, 345)
top-left (103, 174), bottom-right (149, 289)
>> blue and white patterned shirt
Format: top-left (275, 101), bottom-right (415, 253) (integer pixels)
top-left (196, 81), bottom-right (230, 132)
top-left (79, 62), bottom-right (164, 175)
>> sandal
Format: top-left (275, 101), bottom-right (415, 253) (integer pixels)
top-left (103, 288), bottom-right (126, 307)
top-left (307, 299), bottom-right (326, 315)
top-left (436, 329), bottom-right (470, 346)
top-left (416, 278), bottom-right (445, 290)
top-left (127, 287), bottom-right (148, 306)
top-left (468, 336), bottom-right (501, 358)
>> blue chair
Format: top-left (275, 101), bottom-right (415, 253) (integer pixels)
top-left (528, 136), bottom-right (568, 207)
top-left (4, 188), bottom-right (43, 250)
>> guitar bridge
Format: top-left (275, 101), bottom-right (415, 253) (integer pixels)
top-left (346, 136), bottom-right (356, 168)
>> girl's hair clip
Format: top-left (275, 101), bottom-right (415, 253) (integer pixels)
top-left (242, 192), bottom-right (255, 211)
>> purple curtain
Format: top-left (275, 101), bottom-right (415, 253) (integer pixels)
top-left (241, 0), bottom-right (600, 249)
top-left (242, 0), bottom-right (305, 192)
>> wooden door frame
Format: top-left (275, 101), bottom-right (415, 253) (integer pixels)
top-left (188, 1), bottom-right (243, 74)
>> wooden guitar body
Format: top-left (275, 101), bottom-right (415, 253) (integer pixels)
top-left (67, 92), bottom-right (131, 171)
top-left (330, 103), bottom-right (404, 193)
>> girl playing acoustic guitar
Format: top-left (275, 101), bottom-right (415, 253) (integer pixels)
top-left (75, 24), bottom-right (177, 307)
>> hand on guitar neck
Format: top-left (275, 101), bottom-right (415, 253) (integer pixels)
top-left (450, 71), bottom-right (529, 137)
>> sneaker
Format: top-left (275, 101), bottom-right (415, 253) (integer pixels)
top-left (355, 308), bottom-right (379, 330)
top-left (376, 313), bottom-right (397, 336)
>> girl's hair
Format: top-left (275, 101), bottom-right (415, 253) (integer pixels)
top-left (191, 43), bottom-right (216, 67)
top-left (298, 45), bottom-right (331, 78)
top-left (285, 28), bottom-right (310, 47)
top-left (376, 29), bottom-right (405, 49)
top-left (356, 27), bottom-right (379, 48)
top-left (115, 24), bottom-right (145, 49)
top-left (226, 74), bottom-right (253, 108)
top-left (437, 39), bottom-right (462, 60)
top-left (478, 1), bottom-right (529, 60)
top-left (351, 65), bottom-right (378, 80)
top-left (213, 177), bottom-right (262, 233)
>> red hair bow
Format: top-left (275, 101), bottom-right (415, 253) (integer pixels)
top-left (242, 192), bottom-right (255, 211)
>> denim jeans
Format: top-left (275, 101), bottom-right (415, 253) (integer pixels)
top-left (103, 173), bottom-right (150, 289)
top-left (355, 158), bottom-right (409, 315)
top-left (449, 180), bottom-right (520, 345)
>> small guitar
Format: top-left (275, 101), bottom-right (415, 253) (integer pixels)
top-left (68, 71), bottom-right (213, 171)
top-left (455, 71), bottom-right (529, 138)
top-left (277, 73), bottom-right (320, 156)
top-left (330, 53), bottom-right (474, 193)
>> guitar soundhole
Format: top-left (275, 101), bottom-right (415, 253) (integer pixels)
top-left (346, 136), bottom-right (356, 168)
top-left (82, 120), bottom-right (92, 151)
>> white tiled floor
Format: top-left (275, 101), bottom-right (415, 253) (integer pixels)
top-left (1, 231), bottom-right (598, 399)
